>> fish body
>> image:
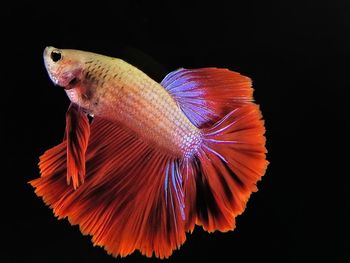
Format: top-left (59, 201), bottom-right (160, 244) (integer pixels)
top-left (31, 46), bottom-right (268, 258)
top-left (44, 47), bottom-right (200, 156)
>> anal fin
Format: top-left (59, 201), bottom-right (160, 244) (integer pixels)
top-left (30, 116), bottom-right (187, 258)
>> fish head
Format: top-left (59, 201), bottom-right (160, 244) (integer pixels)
top-left (43, 46), bottom-right (83, 89)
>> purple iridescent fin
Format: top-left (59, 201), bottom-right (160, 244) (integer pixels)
top-left (161, 68), bottom-right (215, 127)
top-left (160, 68), bottom-right (253, 128)
top-left (164, 160), bottom-right (185, 220)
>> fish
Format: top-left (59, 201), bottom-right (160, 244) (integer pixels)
top-left (30, 46), bottom-right (268, 258)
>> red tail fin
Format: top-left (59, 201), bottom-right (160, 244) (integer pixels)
top-left (184, 104), bottom-right (268, 232)
top-left (162, 68), bottom-right (268, 233)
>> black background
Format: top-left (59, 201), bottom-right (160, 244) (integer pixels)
top-left (4, 1), bottom-right (349, 262)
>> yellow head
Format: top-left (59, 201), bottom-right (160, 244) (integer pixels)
top-left (43, 46), bottom-right (84, 89)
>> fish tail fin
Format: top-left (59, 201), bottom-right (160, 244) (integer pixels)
top-left (161, 67), bottom-right (268, 232)
top-left (184, 104), bottom-right (268, 232)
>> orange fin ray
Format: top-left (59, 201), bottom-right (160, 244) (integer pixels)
top-left (65, 103), bottom-right (90, 189)
top-left (184, 104), bottom-right (268, 232)
top-left (30, 117), bottom-right (187, 258)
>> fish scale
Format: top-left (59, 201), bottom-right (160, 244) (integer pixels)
top-left (69, 51), bottom-right (201, 157)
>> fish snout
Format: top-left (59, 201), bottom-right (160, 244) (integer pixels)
top-left (43, 46), bottom-right (49, 56)
top-left (43, 46), bottom-right (65, 87)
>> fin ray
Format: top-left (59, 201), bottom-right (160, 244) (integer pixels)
top-left (30, 117), bottom-right (187, 258)
top-left (65, 103), bottom-right (90, 189)
top-left (184, 104), bottom-right (268, 232)
top-left (161, 68), bottom-right (253, 127)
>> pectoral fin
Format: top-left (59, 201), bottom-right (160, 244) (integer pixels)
top-left (65, 103), bottom-right (90, 189)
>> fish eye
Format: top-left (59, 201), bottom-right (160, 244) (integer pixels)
top-left (51, 50), bottom-right (62, 62)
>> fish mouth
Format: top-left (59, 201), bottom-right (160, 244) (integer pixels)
top-left (43, 46), bottom-right (81, 90)
top-left (57, 84), bottom-right (74, 90)
top-left (51, 76), bottom-right (78, 90)
top-left (64, 77), bottom-right (79, 90)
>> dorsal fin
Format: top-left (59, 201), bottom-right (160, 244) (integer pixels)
top-left (161, 68), bottom-right (253, 127)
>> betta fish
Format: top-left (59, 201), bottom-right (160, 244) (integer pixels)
top-left (30, 46), bottom-right (268, 258)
